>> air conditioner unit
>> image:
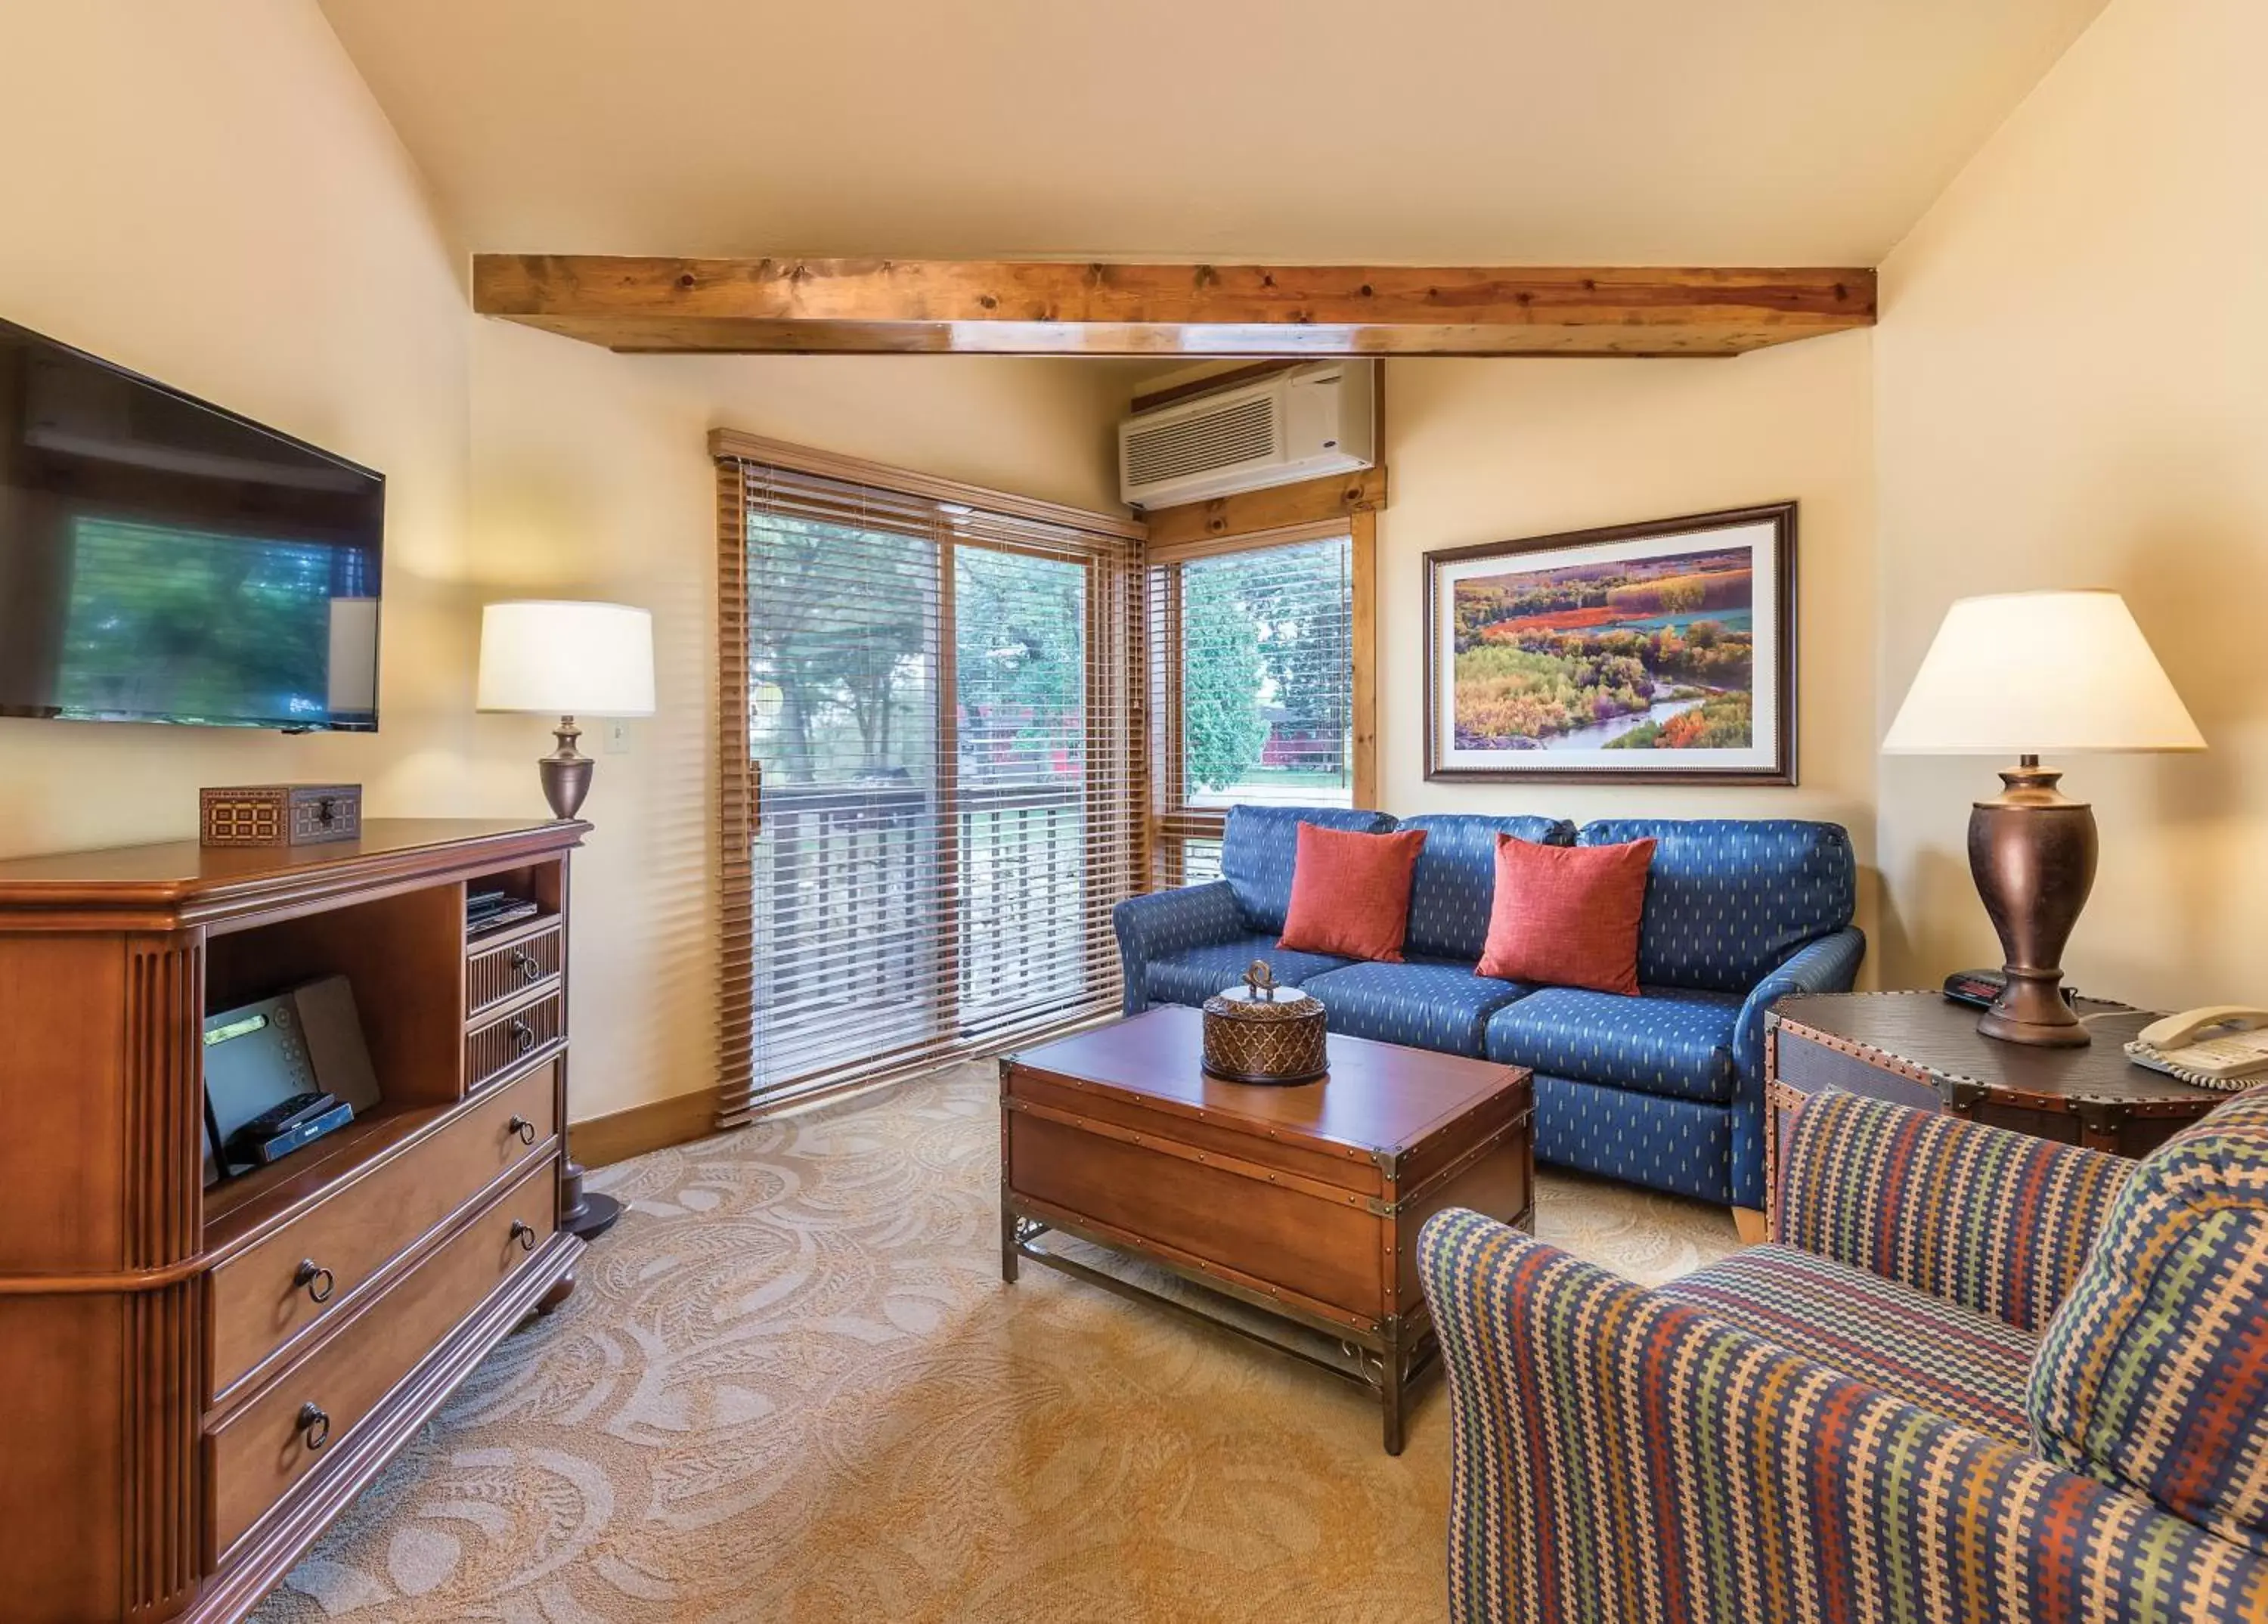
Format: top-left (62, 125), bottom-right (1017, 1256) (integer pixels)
top-left (1118, 361), bottom-right (1376, 510)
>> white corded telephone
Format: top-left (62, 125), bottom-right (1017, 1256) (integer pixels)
top-left (2126, 1007), bottom-right (2268, 1090)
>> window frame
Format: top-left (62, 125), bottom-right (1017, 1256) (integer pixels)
top-left (1145, 495), bottom-right (1379, 888)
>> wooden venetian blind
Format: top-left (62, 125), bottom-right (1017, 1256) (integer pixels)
top-left (713, 433), bottom-right (1145, 1127)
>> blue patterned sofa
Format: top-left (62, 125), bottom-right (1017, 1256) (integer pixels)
top-left (1113, 804), bottom-right (1864, 1213)
top-left (1415, 1088), bottom-right (2268, 1622)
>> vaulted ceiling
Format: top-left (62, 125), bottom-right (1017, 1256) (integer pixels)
top-left (320, 0), bottom-right (2106, 267)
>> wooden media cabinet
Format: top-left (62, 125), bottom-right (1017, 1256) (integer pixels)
top-left (0, 818), bottom-right (590, 1622)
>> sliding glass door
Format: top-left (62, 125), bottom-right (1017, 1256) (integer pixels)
top-left (723, 457), bottom-right (1139, 1113)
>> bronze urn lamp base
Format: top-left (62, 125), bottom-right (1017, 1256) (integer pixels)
top-left (1969, 755), bottom-right (2096, 1047)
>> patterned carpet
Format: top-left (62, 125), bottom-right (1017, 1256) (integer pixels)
top-left (252, 1063), bottom-right (1736, 1623)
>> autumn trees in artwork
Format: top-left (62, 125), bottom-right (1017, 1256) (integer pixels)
top-left (1450, 547), bottom-right (1757, 753)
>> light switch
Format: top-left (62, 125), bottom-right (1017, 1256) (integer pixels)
top-left (603, 719), bottom-right (633, 755)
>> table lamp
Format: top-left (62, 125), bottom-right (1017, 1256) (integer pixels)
top-left (1883, 590), bottom-right (2202, 1046)
top-left (477, 601), bottom-right (655, 820)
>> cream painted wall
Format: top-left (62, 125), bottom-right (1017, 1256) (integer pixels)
top-left (1873, 0), bottom-right (2268, 1007)
top-left (463, 324), bottom-right (1129, 1117)
top-left (0, 1), bottom-right (1131, 1126)
top-left (1377, 340), bottom-right (1881, 962)
top-left (0, 0), bottom-right (475, 855)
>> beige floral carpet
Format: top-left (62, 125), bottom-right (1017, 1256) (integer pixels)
top-left (253, 1063), bottom-right (1736, 1624)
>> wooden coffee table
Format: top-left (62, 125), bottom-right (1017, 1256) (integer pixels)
top-left (999, 1005), bottom-right (1533, 1453)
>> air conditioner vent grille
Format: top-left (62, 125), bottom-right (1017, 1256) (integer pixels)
top-left (1123, 393), bottom-right (1277, 488)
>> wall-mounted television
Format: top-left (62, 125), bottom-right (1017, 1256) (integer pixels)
top-left (0, 317), bottom-right (383, 732)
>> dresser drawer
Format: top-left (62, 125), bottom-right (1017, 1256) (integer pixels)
top-left (466, 991), bottom-right (564, 1091)
top-left (208, 1061), bottom-right (559, 1401)
top-left (208, 1158), bottom-right (559, 1560)
top-left (466, 921), bottom-right (562, 1018)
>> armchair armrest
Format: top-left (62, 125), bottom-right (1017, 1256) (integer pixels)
top-left (1777, 1088), bottom-right (2132, 1332)
top-left (1732, 926), bottom-right (1866, 1090)
top-left (1417, 1208), bottom-right (2266, 1624)
top-left (1111, 880), bottom-right (1246, 1015)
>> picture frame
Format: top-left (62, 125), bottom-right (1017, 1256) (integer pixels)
top-left (1424, 501), bottom-right (1796, 785)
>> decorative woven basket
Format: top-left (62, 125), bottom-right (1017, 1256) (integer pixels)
top-left (1201, 960), bottom-right (1328, 1085)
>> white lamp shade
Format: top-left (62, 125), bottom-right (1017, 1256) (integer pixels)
top-left (1882, 590), bottom-right (2202, 755)
top-left (477, 600), bottom-right (655, 716)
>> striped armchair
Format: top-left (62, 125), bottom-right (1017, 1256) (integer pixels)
top-left (1418, 1086), bottom-right (2268, 1622)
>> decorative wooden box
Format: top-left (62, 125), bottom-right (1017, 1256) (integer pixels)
top-left (201, 784), bottom-right (363, 848)
top-left (1201, 959), bottom-right (1328, 1084)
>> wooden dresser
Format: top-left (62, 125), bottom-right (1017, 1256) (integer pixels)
top-left (0, 819), bottom-right (588, 1623)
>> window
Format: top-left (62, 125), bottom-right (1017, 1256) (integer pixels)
top-left (1147, 519), bottom-right (1371, 884)
top-left (1178, 536), bottom-right (1354, 807)
top-left (715, 439), bottom-right (1142, 1123)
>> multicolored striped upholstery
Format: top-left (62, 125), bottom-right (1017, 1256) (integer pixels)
top-left (2030, 1087), bottom-right (2268, 1557)
top-left (1418, 1207), bottom-right (2268, 1623)
top-left (1659, 1243), bottom-right (2036, 1440)
top-left (1777, 1088), bottom-right (2132, 1332)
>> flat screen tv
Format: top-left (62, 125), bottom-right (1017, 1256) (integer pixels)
top-left (0, 317), bottom-right (383, 732)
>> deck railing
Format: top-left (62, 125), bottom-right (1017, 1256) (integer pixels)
top-left (751, 778), bottom-right (1098, 1089)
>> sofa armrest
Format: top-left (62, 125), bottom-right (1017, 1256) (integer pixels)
top-left (1416, 1208), bottom-right (2266, 1624)
top-left (1732, 925), bottom-right (1865, 1090)
top-left (1776, 1088), bottom-right (2132, 1331)
top-left (1111, 880), bottom-right (1246, 1015)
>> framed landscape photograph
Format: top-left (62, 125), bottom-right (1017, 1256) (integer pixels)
top-left (1424, 503), bottom-right (1796, 785)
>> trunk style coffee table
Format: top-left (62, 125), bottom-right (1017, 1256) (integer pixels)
top-left (999, 1005), bottom-right (1533, 1454)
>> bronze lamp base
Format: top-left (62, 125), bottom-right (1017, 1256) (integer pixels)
top-left (1968, 755), bottom-right (2097, 1047)
top-left (538, 714), bottom-right (595, 821)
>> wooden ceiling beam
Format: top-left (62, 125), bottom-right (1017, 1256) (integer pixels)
top-left (471, 257), bottom-right (1875, 358)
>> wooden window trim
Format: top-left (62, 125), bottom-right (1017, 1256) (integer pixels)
top-left (708, 428), bottom-right (1145, 540)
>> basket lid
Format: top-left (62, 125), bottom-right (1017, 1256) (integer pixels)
top-left (1202, 959), bottom-right (1322, 1021)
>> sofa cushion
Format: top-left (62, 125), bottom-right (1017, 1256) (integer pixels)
top-left (1578, 818), bottom-right (1857, 993)
top-left (2029, 1087), bottom-right (2268, 1555)
top-left (1301, 959), bottom-right (1532, 1058)
top-left (1219, 804), bottom-right (1396, 934)
top-left (1279, 823), bottom-right (1428, 962)
top-left (1477, 835), bottom-right (1655, 996)
top-left (1484, 984), bottom-right (1742, 1104)
top-left (1143, 932), bottom-right (1352, 1011)
top-left (1662, 1244), bottom-right (2036, 1442)
top-left (1397, 813), bottom-right (1576, 962)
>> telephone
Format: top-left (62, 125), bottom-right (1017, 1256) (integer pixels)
top-left (2126, 1007), bottom-right (2268, 1090)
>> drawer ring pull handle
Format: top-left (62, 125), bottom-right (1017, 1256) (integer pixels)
top-left (507, 1114), bottom-right (538, 1146)
top-left (510, 948), bottom-right (543, 983)
top-left (298, 1402), bottom-right (332, 1452)
top-left (509, 1018), bottom-right (536, 1055)
top-left (293, 1260), bottom-right (336, 1304)
top-left (510, 1219), bottom-right (539, 1254)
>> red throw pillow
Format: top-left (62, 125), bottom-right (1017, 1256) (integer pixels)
top-left (1477, 835), bottom-right (1656, 996)
top-left (1277, 823), bottom-right (1429, 963)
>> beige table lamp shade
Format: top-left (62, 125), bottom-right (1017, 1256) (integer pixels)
top-left (1883, 590), bottom-right (2201, 755)
top-left (476, 600), bottom-right (655, 717)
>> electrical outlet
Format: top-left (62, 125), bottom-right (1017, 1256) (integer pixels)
top-left (603, 719), bottom-right (633, 755)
